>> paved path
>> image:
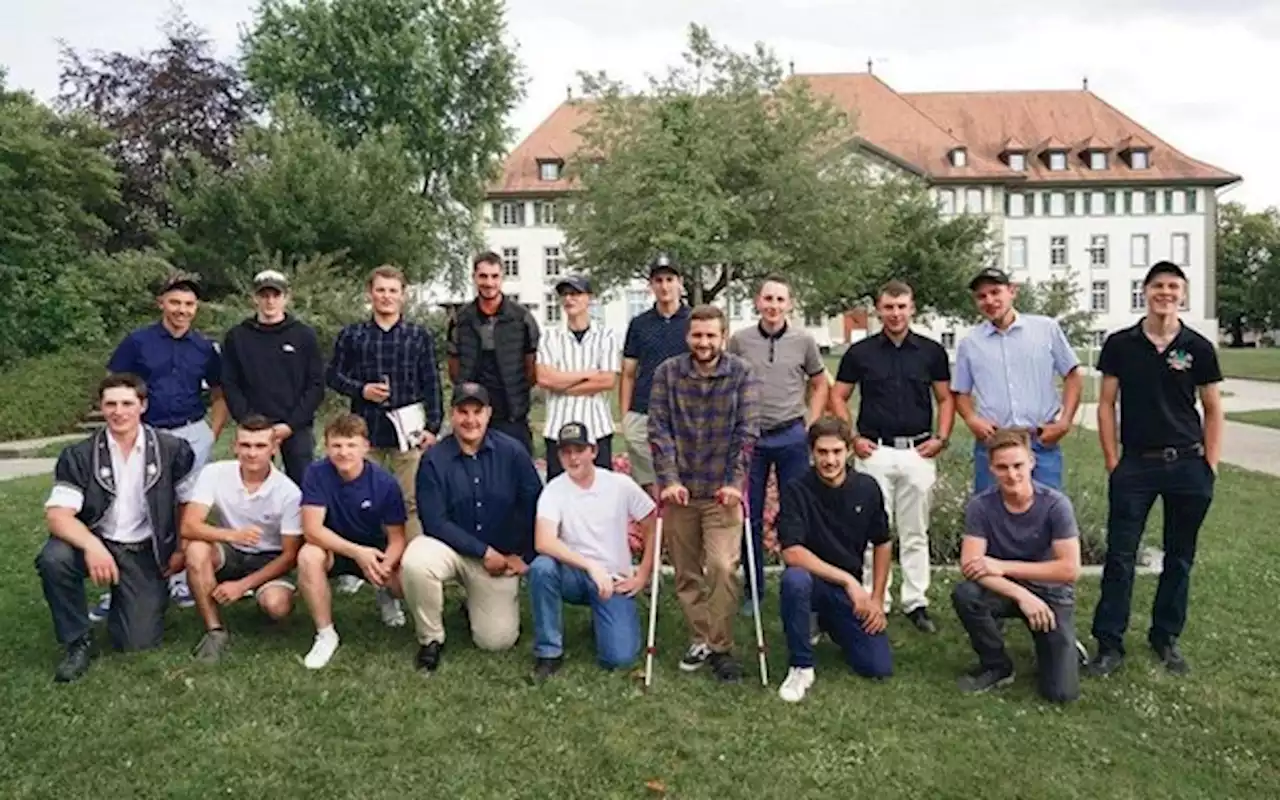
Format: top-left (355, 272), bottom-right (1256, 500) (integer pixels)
top-left (0, 459), bottom-right (55, 482)
top-left (0, 433), bottom-right (81, 459)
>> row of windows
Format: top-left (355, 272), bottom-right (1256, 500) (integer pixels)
top-left (1089, 279), bottom-right (1191, 314)
top-left (1003, 187), bottom-right (1199, 218)
top-left (1007, 233), bottom-right (1190, 270)
top-left (494, 245), bottom-right (565, 279)
top-left (491, 200), bottom-right (559, 228)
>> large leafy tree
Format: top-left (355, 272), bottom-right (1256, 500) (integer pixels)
top-left (241, 0), bottom-right (524, 279)
top-left (1217, 200), bottom-right (1280, 346)
top-left (1013, 270), bottom-right (1097, 348)
top-left (559, 25), bottom-right (990, 314)
top-left (56, 13), bottom-right (256, 251)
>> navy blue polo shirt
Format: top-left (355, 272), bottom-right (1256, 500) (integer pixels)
top-left (415, 429), bottom-right (542, 560)
top-left (108, 322), bottom-right (222, 428)
top-left (300, 459), bottom-right (408, 548)
top-left (622, 304), bottom-right (690, 415)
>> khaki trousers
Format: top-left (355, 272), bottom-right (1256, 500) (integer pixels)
top-left (371, 446), bottom-right (424, 541)
top-left (399, 536), bottom-right (520, 651)
top-left (664, 500), bottom-right (743, 653)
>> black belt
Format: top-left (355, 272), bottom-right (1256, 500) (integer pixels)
top-left (1135, 443), bottom-right (1205, 462)
top-left (760, 417), bottom-right (804, 437)
top-left (154, 414), bottom-right (205, 430)
top-left (868, 432), bottom-right (931, 449)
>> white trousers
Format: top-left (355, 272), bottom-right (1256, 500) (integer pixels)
top-left (854, 445), bottom-right (938, 614)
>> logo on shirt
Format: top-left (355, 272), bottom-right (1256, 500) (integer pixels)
top-left (1166, 349), bottom-right (1193, 372)
top-left (282, 343), bottom-right (296, 353)
top-left (854, 505), bottom-right (863, 514)
top-left (360, 499), bottom-right (372, 509)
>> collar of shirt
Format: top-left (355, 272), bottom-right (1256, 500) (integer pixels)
top-left (651, 304), bottom-right (691, 322)
top-left (443, 433), bottom-right (496, 460)
top-left (756, 320), bottom-right (788, 340)
top-left (980, 313), bottom-right (1026, 338)
top-left (876, 330), bottom-right (919, 350)
top-left (370, 316), bottom-right (404, 334)
top-left (237, 465), bottom-right (282, 499)
top-left (106, 431), bottom-right (146, 463)
top-left (150, 321), bottom-right (195, 342)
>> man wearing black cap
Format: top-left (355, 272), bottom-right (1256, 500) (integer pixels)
top-left (953, 267), bottom-right (1082, 493)
top-left (1086, 260), bottom-right (1223, 678)
top-left (536, 274), bottom-right (621, 479)
top-left (221, 269), bottom-right (325, 484)
top-left (620, 254), bottom-right (690, 495)
top-left (400, 382), bottom-right (543, 674)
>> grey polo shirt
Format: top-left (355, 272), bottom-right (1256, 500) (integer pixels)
top-left (728, 322), bottom-right (824, 431)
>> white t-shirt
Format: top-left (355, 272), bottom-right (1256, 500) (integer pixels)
top-left (536, 468), bottom-right (656, 576)
top-left (189, 461), bottom-right (302, 554)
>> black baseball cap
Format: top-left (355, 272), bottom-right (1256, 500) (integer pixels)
top-left (156, 272), bottom-right (202, 299)
top-left (556, 421), bottom-right (594, 447)
top-left (450, 382), bottom-right (490, 408)
top-left (1143, 260), bottom-right (1188, 286)
top-left (555, 275), bottom-right (592, 295)
top-left (647, 253), bottom-right (680, 279)
top-left (253, 269), bottom-right (289, 293)
top-left (968, 267), bottom-right (1011, 291)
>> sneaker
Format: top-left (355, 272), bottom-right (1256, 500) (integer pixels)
top-left (778, 666), bottom-right (815, 702)
top-left (906, 607), bottom-right (937, 634)
top-left (708, 651), bottom-right (743, 684)
top-left (88, 592), bottom-right (112, 622)
top-left (679, 642), bottom-right (713, 672)
top-left (1085, 648), bottom-right (1124, 678)
top-left (415, 641), bottom-right (444, 674)
top-left (375, 588), bottom-right (406, 627)
top-left (170, 581), bottom-right (195, 609)
top-left (1074, 639), bottom-right (1090, 668)
top-left (1152, 640), bottom-right (1190, 676)
top-left (957, 664), bottom-right (1015, 694)
top-left (304, 630), bottom-right (340, 669)
top-left (54, 634), bottom-right (94, 683)
top-left (532, 656), bottom-right (563, 682)
top-left (336, 575), bottom-right (365, 595)
top-left (193, 629), bottom-right (230, 664)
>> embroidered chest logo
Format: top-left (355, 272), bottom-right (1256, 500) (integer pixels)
top-left (360, 499), bottom-right (372, 509)
top-left (282, 343), bottom-right (296, 353)
top-left (1166, 349), bottom-right (1193, 372)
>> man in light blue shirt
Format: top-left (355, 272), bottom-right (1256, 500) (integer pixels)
top-left (953, 268), bottom-right (1082, 493)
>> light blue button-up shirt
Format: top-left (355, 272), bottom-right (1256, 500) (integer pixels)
top-left (952, 313), bottom-right (1079, 428)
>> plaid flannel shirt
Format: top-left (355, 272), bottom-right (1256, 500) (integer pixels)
top-left (647, 352), bottom-right (758, 501)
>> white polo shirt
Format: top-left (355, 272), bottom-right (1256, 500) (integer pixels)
top-left (536, 468), bottom-right (656, 576)
top-left (188, 461), bottom-right (302, 555)
top-left (537, 323), bottom-right (621, 440)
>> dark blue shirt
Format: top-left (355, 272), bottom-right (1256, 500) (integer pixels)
top-left (622, 304), bottom-right (690, 415)
top-left (107, 323), bottom-right (221, 428)
top-left (300, 459), bottom-right (408, 548)
top-left (415, 429), bottom-right (541, 560)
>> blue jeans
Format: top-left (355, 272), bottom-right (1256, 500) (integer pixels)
top-left (745, 421), bottom-right (810, 599)
top-left (973, 437), bottom-right (1063, 493)
top-left (528, 555), bottom-right (641, 669)
top-left (779, 567), bottom-right (893, 677)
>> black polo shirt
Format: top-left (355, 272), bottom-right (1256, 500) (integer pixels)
top-left (777, 469), bottom-right (889, 577)
top-left (835, 331), bottom-right (950, 440)
top-left (1096, 321), bottom-right (1222, 451)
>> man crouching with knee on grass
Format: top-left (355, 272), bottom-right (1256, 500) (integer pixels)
top-left (952, 428), bottom-right (1081, 703)
top-left (182, 415), bottom-right (304, 663)
top-left (776, 416), bottom-right (893, 703)
top-left (297, 414), bottom-right (409, 669)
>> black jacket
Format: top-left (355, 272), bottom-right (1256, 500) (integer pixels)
top-left (447, 297), bottom-right (540, 421)
top-left (222, 314), bottom-right (325, 430)
top-left (51, 427), bottom-right (195, 568)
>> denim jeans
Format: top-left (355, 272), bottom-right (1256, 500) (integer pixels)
top-left (1091, 453), bottom-right (1215, 654)
top-left (528, 555), bottom-right (641, 669)
top-left (973, 436), bottom-right (1063, 493)
top-left (745, 422), bottom-right (810, 599)
top-left (779, 567), bottom-right (893, 677)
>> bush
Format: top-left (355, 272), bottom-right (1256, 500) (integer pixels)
top-left (0, 345), bottom-right (112, 440)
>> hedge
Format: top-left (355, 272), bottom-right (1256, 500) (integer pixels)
top-left (0, 345), bottom-right (112, 441)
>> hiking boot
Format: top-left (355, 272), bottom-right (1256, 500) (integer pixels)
top-left (532, 656), bottom-right (563, 682)
top-left (679, 642), bottom-right (712, 672)
top-left (1085, 648), bottom-right (1124, 678)
top-left (54, 634), bottom-right (94, 683)
top-left (193, 629), bottom-right (230, 664)
top-left (906, 607), bottom-right (937, 634)
top-left (957, 664), bottom-right (1015, 694)
top-left (708, 652), bottom-right (743, 684)
top-left (1152, 640), bottom-right (1190, 676)
top-left (415, 641), bottom-right (443, 674)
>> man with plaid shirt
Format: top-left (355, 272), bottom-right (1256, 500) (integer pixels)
top-left (648, 304), bottom-right (758, 683)
top-left (326, 265), bottom-right (443, 549)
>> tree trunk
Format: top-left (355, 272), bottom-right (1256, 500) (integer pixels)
top-left (1229, 316), bottom-right (1245, 348)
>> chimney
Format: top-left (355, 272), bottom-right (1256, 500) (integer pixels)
top-left (566, 84), bottom-right (573, 101)
top-left (867, 58), bottom-right (873, 75)
top-left (789, 59), bottom-right (795, 76)
top-left (1082, 75), bottom-right (1089, 91)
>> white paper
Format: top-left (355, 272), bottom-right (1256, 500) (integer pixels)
top-left (385, 402), bottom-right (427, 452)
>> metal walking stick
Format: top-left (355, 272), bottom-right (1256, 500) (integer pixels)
top-left (741, 505), bottom-right (769, 687)
top-left (643, 513), bottom-right (664, 689)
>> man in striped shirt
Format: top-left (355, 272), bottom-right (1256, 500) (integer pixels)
top-left (953, 268), bottom-right (1082, 493)
top-left (536, 275), bottom-right (621, 480)
top-left (649, 304), bottom-right (759, 683)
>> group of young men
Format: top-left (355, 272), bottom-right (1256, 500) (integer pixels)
top-left (35, 253), bottom-right (1221, 709)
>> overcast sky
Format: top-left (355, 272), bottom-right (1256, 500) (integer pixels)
top-left (5, 0), bottom-right (1276, 209)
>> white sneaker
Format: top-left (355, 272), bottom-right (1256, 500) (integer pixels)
top-left (778, 666), bottom-right (815, 703)
top-left (336, 575), bottom-right (365, 595)
top-left (304, 630), bottom-right (340, 669)
top-left (375, 588), bottom-right (406, 627)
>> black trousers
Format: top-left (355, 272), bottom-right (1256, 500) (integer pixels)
top-left (544, 435), bottom-right (614, 480)
top-left (36, 537), bottom-right (168, 650)
top-left (276, 425), bottom-right (315, 486)
top-left (952, 580), bottom-right (1079, 703)
top-left (491, 418), bottom-right (533, 455)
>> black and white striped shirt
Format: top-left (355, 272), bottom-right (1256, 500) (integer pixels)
top-left (538, 324), bottom-right (621, 440)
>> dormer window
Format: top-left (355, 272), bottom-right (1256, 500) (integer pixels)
top-left (1119, 135), bottom-right (1153, 170)
top-left (1089, 151), bottom-right (1108, 170)
top-left (538, 159), bottom-right (563, 181)
top-left (1008, 152), bottom-right (1026, 171)
top-left (950, 147), bottom-right (967, 168)
top-left (1048, 151), bottom-right (1067, 171)
top-left (1131, 150), bottom-right (1150, 170)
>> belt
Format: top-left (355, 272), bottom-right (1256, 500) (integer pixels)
top-left (870, 432), bottom-right (931, 449)
top-left (154, 414), bottom-right (205, 430)
top-left (1136, 443), bottom-right (1205, 462)
top-left (760, 417), bottom-right (804, 438)
top-left (103, 539), bottom-right (152, 552)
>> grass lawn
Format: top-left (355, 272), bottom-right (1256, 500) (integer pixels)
top-left (1226, 409), bottom-right (1280, 430)
top-left (1218, 347), bottom-right (1280, 382)
top-left (3, 433), bottom-right (1279, 798)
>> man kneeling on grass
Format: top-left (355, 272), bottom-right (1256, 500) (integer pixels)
top-left (952, 428), bottom-right (1081, 703)
top-left (528, 421), bottom-right (658, 681)
top-left (181, 415), bottom-right (303, 663)
top-left (297, 414), bottom-right (409, 669)
top-left (776, 416), bottom-right (894, 703)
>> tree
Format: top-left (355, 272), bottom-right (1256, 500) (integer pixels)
top-left (558, 25), bottom-right (991, 313)
top-left (57, 12), bottom-right (256, 251)
top-left (241, 0), bottom-right (525, 280)
top-left (1013, 270), bottom-right (1096, 348)
top-left (166, 96), bottom-right (442, 290)
top-left (1217, 200), bottom-right (1280, 346)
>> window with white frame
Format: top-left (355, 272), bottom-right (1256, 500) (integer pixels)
top-left (1009, 236), bottom-right (1028, 270)
top-left (533, 200), bottom-right (557, 226)
top-left (626, 289), bottom-right (648, 319)
top-left (950, 148), bottom-right (968, 167)
top-left (1050, 192), bottom-right (1066, 216)
top-left (1130, 280), bottom-right (1146, 312)
top-left (965, 188), bottom-right (984, 214)
top-left (1185, 189), bottom-right (1199, 213)
top-left (1092, 329), bottom-right (1107, 347)
top-left (543, 246), bottom-right (563, 277)
top-left (1050, 235), bottom-right (1068, 267)
top-left (500, 247), bottom-right (519, 277)
top-left (1131, 234), bottom-right (1149, 267)
top-left (1048, 151), bottom-right (1068, 171)
top-left (543, 292), bottom-right (561, 324)
top-left (1131, 150), bottom-right (1150, 170)
top-left (1090, 234), bottom-right (1109, 267)
top-left (538, 160), bottom-right (562, 181)
top-left (1090, 280), bottom-right (1109, 312)
top-left (1008, 153), bottom-right (1026, 171)
top-left (1088, 191), bottom-right (1105, 215)
top-left (937, 189), bottom-right (955, 215)
top-left (941, 331), bottom-right (956, 349)
top-left (1172, 233), bottom-right (1190, 266)
top-left (1089, 151), bottom-right (1108, 170)
top-left (1008, 192), bottom-right (1027, 217)
top-left (492, 201), bottom-right (525, 227)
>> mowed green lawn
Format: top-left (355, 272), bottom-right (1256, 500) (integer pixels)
top-left (2, 430), bottom-right (1280, 798)
top-left (1226, 409), bottom-right (1280, 430)
top-left (1218, 347), bottom-right (1280, 382)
